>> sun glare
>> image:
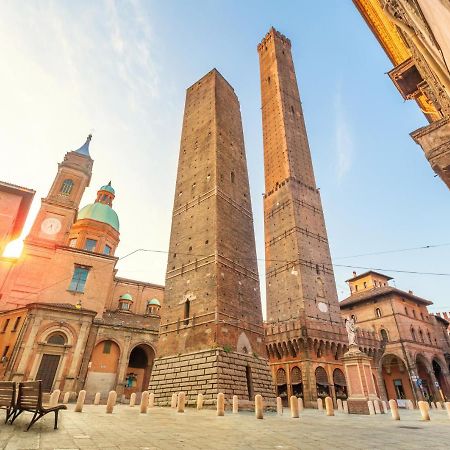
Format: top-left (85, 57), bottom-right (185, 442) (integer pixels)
top-left (3, 238), bottom-right (24, 257)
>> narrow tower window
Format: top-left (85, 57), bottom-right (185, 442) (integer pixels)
top-left (184, 299), bottom-right (190, 325)
top-left (230, 171), bottom-right (235, 183)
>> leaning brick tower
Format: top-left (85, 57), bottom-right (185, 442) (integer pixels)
top-left (149, 69), bottom-right (274, 406)
top-left (258, 28), bottom-right (350, 408)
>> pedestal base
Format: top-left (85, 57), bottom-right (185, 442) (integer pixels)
top-left (149, 348), bottom-right (275, 407)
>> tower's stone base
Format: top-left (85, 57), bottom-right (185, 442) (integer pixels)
top-left (149, 349), bottom-right (275, 408)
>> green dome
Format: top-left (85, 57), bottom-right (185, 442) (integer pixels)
top-left (120, 293), bottom-right (133, 301)
top-left (147, 298), bottom-right (160, 306)
top-left (100, 183), bottom-right (115, 195)
top-left (77, 202), bottom-right (119, 231)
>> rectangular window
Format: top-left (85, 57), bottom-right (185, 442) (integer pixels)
top-left (2, 319), bottom-right (10, 332)
top-left (68, 266), bottom-right (89, 293)
top-left (12, 316), bottom-right (21, 332)
top-left (103, 341), bottom-right (112, 354)
top-left (69, 238), bottom-right (77, 248)
top-left (104, 244), bottom-right (112, 255)
top-left (84, 239), bottom-right (97, 252)
top-left (1, 346), bottom-right (9, 358)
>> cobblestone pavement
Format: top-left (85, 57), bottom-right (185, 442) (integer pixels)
top-left (1, 405), bottom-right (450, 450)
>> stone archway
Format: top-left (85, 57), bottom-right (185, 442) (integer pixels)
top-left (124, 344), bottom-right (155, 398)
top-left (85, 340), bottom-right (121, 396)
top-left (416, 354), bottom-right (434, 402)
top-left (380, 354), bottom-right (413, 401)
top-left (432, 358), bottom-right (447, 400)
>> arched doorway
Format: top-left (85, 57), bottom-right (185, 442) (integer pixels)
top-left (276, 368), bottom-right (288, 405)
top-left (333, 368), bottom-right (347, 400)
top-left (291, 366), bottom-right (303, 398)
top-left (432, 359), bottom-right (446, 400)
top-left (315, 366), bottom-right (330, 399)
top-left (85, 340), bottom-right (120, 396)
top-left (380, 354), bottom-right (413, 402)
top-left (125, 344), bottom-right (155, 398)
top-left (35, 332), bottom-right (68, 392)
top-left (416, 355), bottom-right (434, 402)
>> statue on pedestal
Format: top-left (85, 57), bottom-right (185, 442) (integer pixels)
top-left (345, 317), bottom-right (357, 346)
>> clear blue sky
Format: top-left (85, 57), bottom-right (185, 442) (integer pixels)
top-left (1, 1), bottom-right (449, 316)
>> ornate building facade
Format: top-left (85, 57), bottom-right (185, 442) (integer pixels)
top-left (340, 270), bottom-right (450, 404)
top-left (0, 137), bottom-right (163, 399)
top-left (353, 0), bottom-right (450, 189)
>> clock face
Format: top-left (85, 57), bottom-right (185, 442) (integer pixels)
top-left (41, 217), bottom-right (62, 235)
top-left (317, 302), bottom-right (328, 313)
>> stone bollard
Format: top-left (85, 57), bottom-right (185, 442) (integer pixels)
top-left (436, 402), bottom-right (443, 410)
top-left (317, 398), bottom-right (323, 411)
top-left (367, 400), bottom-right (375, 415)
top-left (129, 393), bottom-right (136, 407)
top-left (232, 395), bottom-right (239, 414)
top-left (374, 399), bottom-right (382, 414)
top-left (431, 402), bottom-right (437, 409)
top-left (171, 393), bottom-right (177, 408)
top-left (74, 390), bottom-right (86, 412)
top-left (407, 400), bottom-right (414, 410)
top-left (197, 393), bottom-right (204, 410)
top-left (325, 397), bottom-right (334, 416)
top-left (343, 400), bottom-right (349, 414)
top-left (49, 389), bottom-right (60, 407)
top-left (389, 399), bottom-right (400, 420)
top-left (290, 395), bottom-right (299, 418)
top-left (276, 397), bottom-right (283, 416)
top-left (140, 391), bottom-right (149, 414)
top-left (148, 393), bottom-right (155, 408)
top-left (337, 398), bottom-right (343, 412)
top-left (63, 391), bottom-right (70, 404)
top-left (177, 392), bottom-right (185, 413)
top-left (381, 400), bottom-right (388, 414)
top-left (217, 393), bottom-right (225, 416)
top-left (445, 402), bottom-right (450, 418)
top-left (298, 397), bottom-right (304, 412)
top-left (418, 401), bottom-right (430, 421)
top-left (94, 392), bottom-right (101, 405)
top-left (255, 394), bottom-right (264, 419)
top-left (106, 390), bottom-right (117, 414)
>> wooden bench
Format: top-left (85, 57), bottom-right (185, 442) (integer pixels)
top-left (9, 380), bottom-right (67, 431)
top-left (0, 381), bottom-right (16, 424)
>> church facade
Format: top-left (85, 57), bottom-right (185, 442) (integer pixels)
top-left (0, 136), bottom-right (163, 399)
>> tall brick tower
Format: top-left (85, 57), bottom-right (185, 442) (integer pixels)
top-left (258, 28), bottom-right (341, 325)
top-left (149, 69), bottom-right (274, 406)
top-left (258, 28), bottom-right (352, 408)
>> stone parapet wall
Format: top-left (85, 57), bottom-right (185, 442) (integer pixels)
top-left (149, 349), bottom-right (275, 407)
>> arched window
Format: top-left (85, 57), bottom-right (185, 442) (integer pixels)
top-left (419, 329), bottom-right (424, 342)
top-left (184, 299), bottom-right (190, 325)
top-left (60, 179), bottom-right (74, 195)
top-left (276, 368), bottom-right (287, 385)
top-left (411, 327), bottom-right (416, 341)
top-left (375, 308), bottom-right (382, 318)
top-left (47, 333), bottom-right (66, 345)
top-left (315, 366), bottom-right (330, 398)
top-left (333, 368), bottom-right (347, 399)
top-left (405, 307), bottom-right (409, 316)
top-left (380, 329), bottom-right (389, 342)
top-left (427, 331), bottom-right (432, 343)
top-left (230, 171), bottom-right (235, 183)
top-left (412, 309), bottom-right (417, 319)
top-left (351, 314), bottom-right (356, 322)
top-left (291, 366), bottom-right (303, 397)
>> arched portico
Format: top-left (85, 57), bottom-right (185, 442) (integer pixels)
top-left (380, 354), bottom-right (414, 402)
top-left (124, 344), bottom-right (155, 398)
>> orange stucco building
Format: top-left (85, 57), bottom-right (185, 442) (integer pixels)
top-left (0, 136), bottom-right (163, 399)
top-left (340, 271), bottom-right (450, 405)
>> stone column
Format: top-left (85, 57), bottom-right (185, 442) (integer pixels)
top-left (115, 336), bottom-right (131, 397)
top-left (16, 316), bottom-right (42, 375)
top-left (342, 345), bottom-right (378, 415)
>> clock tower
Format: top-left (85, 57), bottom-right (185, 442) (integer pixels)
top-left (26, 135), bottom-right (93, 247)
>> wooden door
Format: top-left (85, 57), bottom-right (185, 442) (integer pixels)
top-left (35, 354), bottom-right (60, 392)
